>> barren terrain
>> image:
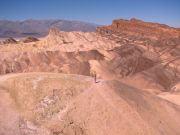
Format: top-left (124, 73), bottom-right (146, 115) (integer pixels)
top-left (0, 19), bottom-right (180, 135)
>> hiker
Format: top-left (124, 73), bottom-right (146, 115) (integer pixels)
top-left (91, 71), bottom-right (97, 83)
top-left (94, 72), bottom-right (97, 83)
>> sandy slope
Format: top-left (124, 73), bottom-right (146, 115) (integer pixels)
top-left (0, 73), bottom-right (180, 135)
top-left (158, 92), bottom-right (180, 106)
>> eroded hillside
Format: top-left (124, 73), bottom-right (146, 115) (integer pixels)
top-left (0, 19), bottom-right (180, 135)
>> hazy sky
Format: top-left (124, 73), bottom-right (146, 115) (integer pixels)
top-left (0, 0), bottom-right (180, 27)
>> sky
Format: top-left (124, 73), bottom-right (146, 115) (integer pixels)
top-left (0, 0), bottom-right (180, 27)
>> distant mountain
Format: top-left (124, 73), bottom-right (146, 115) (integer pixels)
top-left (0, 19), bottom-right (99, 38)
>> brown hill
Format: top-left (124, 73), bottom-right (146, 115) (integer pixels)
top-left (0, 73), bottom-right (180, 135)
top-left (0, 49), bottom-right (104, 76)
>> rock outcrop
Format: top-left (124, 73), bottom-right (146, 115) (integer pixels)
top-left (22, 36), bottom-right (39, 43)
top-left (2, 37), bottom-right (17, 44)
top-left (97, 18), bottom-right (180, 40)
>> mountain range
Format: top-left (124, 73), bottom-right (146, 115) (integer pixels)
top-left (0, 19), bottom-right (99, 38)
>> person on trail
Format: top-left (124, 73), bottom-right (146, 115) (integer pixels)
top-left (91, 71), bottom-right (97, 83)
top-left (94, 72), bottom-right (97, 83)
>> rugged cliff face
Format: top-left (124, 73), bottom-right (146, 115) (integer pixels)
top-left (97, 19), bottom-right (180, 90)
top-left (97, 19), bottom-right (180, 59)
top-left (97, 18), bottom-right (180, 39)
